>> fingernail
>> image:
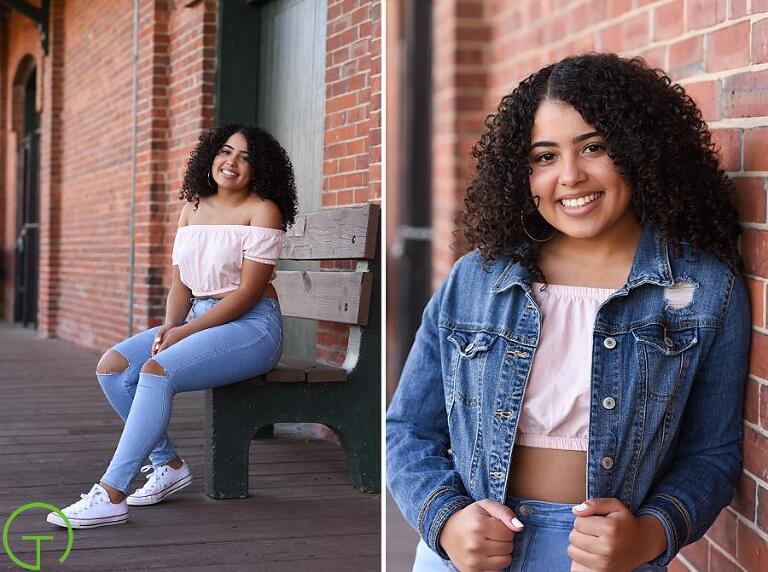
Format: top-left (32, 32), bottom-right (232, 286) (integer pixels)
top-left (573, 503), bottom-right (588, 512)
top-left (511, 517), bottom-right (524, 529)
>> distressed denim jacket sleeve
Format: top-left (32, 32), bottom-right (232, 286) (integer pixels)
top-left (386, 277), bottom-right (474, 558)
top-left (637, 274), bottom-right (751, 566)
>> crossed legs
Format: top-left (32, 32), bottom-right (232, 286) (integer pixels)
top-left (96, 350), bottom-right (182, 503)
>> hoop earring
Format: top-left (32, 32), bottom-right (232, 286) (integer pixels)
top-left (207, 172), bottom-right (216, 188)
top-left (521, 211), bottom-right (556, 243)
top-left (521, 195), bottom-right (556, 243)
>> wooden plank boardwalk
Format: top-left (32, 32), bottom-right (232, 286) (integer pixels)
top-left (386, 490), bottom-right (419, 571)
top-left (0, 322), bottom-right (380, 571)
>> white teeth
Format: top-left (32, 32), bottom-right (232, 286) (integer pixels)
top-left (560, 193), bottom-right (601, 208)
top-left (222, 169), bottom-right (237, 176)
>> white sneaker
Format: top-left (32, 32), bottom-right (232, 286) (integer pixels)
top-left (47, 483), bottom-right (128, 529)
top-left (126, 461), bottom-right (192, 506)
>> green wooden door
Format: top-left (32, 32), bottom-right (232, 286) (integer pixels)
top-left (256, 0), bottom-right (326, 361)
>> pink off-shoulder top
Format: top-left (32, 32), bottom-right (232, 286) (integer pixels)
top-left (516, 281), bottom-right (615, 451)
top-left (171, 224), bottom-right (284, 297)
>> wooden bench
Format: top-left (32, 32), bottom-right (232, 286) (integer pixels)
top-left (203, 203), bottom-right (380, 498)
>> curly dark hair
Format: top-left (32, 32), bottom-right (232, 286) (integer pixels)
top-left (463, 53), bottom-right (742, 282)
top-left (180, 124), bottom-right (298, 229)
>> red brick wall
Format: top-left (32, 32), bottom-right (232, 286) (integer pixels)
top-left (319, 0), bottom-right (381, 365)
top-left (385, 0), bottom-right (401, 398)
top-left (430, 1), bottom-right (768, 570)
top-left (2, 0), bottom-right (217, 350)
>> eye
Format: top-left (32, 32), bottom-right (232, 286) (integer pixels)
top-left (583, 143), bottom-right (606, 154)
top-left (218, 148), bottom-right (230, 155)
top-left (532, 152), bottom-right (557, 164)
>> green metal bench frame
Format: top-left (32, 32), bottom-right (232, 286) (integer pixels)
top-left (204, 204), bottom-right (381, 498)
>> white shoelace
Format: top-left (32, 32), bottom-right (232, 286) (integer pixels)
top-left (137, 464), bottom-right (169, 493)
top-left (68, 485), bottom-right (108, 515)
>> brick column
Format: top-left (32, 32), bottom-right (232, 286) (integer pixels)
top-left (37, 0), bottom-right (64, 337)
top-left (430, 0), bottom-right (490, 286)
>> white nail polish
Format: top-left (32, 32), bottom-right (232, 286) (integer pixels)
top-left (511, 517), bottom-right (524, 529)
top-left (573, 503), bottom-right (588, 512)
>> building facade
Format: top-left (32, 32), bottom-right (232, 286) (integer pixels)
top-left (1, 0), bottom-right (381, 366)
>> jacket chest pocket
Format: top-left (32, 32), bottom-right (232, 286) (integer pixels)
top-left (632, 324), bottom-right (698, 402)
top-left (446, 330), bottom-right (499, 409)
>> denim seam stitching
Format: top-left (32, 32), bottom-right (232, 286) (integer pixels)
top-left (427, 496), bottom-right (474, 554)
top-left (657, 492), bottom-right (692, 544)
top-left (417, 485), bottom-right (455, 535)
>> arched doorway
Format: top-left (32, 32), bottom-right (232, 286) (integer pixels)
top-left (13, 65), bottom-right (40, 328)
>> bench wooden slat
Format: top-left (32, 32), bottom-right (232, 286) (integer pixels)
top-left (263, 362), bottom-right (307, 383)
top-left (277, 356), bottom-right (347, 383)
top-left (274, 271), bottom-right (373, 325)
top-left (282, 204), bottom-right (379, 260)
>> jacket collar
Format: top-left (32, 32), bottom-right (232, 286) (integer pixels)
top-left (490, 223), bottom-right (674, 294)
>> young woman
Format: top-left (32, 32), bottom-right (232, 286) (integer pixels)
top-left (387, 54), bottom-right (751, 572)
top-left (47, 124), bottom-right (298, 528)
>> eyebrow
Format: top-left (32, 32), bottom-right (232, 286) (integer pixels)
top-left (530, 131), bottom-right (602, 149)
top-left (221, 144), bottom-right (249, 154)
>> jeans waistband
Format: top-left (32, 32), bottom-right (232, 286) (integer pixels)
top-left (506, 497), bottom-right (578, 528)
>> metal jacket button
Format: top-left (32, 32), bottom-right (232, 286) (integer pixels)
top-left (602, 397), bottom-right (616, 410)
top-left (601, 456), bottom-right (615, 470)
top-left (603, 337), bottom-right (617, 349)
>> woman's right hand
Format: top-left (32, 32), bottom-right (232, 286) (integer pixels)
top-left (438, 499), bottom-right (523, 571)
top-left (151, 324), bottom-right (176, 356)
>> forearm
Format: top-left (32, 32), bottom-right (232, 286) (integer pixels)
top-left (636, 514), bottom-right (668, 564)
top-left (164, 284), bottom-right (193, 326)
top-left (182, 288), bottom-right (256, 335)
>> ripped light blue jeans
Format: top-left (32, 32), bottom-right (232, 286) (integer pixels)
top-left (96, 297), bottom-right (283, 493)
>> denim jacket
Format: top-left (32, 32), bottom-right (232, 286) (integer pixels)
top-left (386, 223), bottom-right (751, 568)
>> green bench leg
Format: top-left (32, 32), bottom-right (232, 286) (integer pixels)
top-left (335, 416), bottom-right (381, 493)
top-left (204, 387), bottom-right (254, 499)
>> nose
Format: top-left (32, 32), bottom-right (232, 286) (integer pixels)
top-left (558, 154), bottom-right (587, 187)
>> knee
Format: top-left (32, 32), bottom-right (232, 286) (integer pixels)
top-left (96, 350), bottom-right (129, 375)
top-left (141, 359), bottom-right (168, 377)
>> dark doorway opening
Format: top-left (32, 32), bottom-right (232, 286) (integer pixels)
top-left (13, 67), bottom-right (40, 328)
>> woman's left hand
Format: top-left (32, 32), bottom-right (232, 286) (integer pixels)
top-left (568, 498), bottom-right (667, 572)
top-left (155, 325), bottom-right (191, 353)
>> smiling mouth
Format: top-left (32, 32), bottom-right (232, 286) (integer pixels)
top-left (220, 169), bottom-right (238, 177)
top-left (558, 192), bottom-right (603, 208)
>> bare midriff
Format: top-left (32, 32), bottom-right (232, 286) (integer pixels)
top-left (202, 282), bottom-right (279, 301)
top-left (506, 445), bottom-right (587, 504)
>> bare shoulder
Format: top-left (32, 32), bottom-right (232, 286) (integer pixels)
top-left (178, 201), bottom-right (195, 227)
top-left (248, 197), bottom-right (283, 230)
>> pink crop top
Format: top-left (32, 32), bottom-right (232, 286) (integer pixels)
top-left (516, 282), bottom-right (614, 451)
top-left (171, 224), bottom-right (284, 297)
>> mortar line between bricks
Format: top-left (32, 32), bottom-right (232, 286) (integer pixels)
top-left (733, 508), bottom-right (768, 543)
top-left (676, 61), bottom-right (768, 84)
top-left (708, 117), bottom-right (768, 128)
top-left (741, 221), bottom-right (768, 230)
top-left (675, 552), bottom-right (696, 571)
top-left (709, 537), bottom-right (748, 571)
top-left (743, 467), bottom-right (768, 491)
top-left (744, 419), bottom-right (768, 440)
